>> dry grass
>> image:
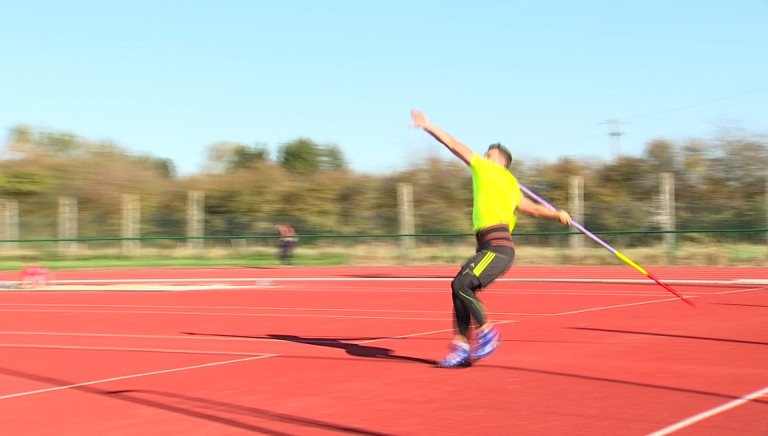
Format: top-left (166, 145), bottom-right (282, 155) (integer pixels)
top-left (1, 240), bottom-right (766, 268)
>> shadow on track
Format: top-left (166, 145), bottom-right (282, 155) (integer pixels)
top-left (0, 367), bottom-right (392, 435)
top-left (182, 332), bottom-right (436, 366)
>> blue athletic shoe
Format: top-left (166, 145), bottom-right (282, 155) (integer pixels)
top-left (472, 325), bottom-right (500, 359)
top-left (436, 342), bottom-right (471, 368)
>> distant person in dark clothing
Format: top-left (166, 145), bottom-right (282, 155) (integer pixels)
top-left (276, 224), bottom-right (297, 265)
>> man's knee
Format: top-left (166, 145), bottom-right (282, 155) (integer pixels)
top-left (452, 272), bottom-right (479, 296)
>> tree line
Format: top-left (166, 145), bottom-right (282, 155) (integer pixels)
top-left (1, 124), bottom-right (767, 241)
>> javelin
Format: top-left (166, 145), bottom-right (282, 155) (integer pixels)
top-left (520, 184), bottom-right (695, 307)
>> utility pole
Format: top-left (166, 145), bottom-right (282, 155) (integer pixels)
top-left (603, 119), bottom-right (627, 159)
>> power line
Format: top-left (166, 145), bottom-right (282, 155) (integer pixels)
top-left (625, 87), bottom-right (768, 122)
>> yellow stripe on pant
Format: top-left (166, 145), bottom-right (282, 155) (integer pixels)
top-left (473, 252), bottom-right (496, 277)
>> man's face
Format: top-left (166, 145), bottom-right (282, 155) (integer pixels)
top-left (485, 148), bottom-right (507, 167)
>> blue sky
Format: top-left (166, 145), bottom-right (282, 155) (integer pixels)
top-left (2, 1), bottom-right (767, 176)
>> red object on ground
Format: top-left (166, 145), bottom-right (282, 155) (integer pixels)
top-left (20, 264), bottom-right (49, 288)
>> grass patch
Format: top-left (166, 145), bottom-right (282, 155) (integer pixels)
top-left (0, 241), bottom-right (765, 270)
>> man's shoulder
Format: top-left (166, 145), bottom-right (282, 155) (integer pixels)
top-left (469, 152), bottom-right (484, 166)
top-left (471, 155), bottom-right (513, 175)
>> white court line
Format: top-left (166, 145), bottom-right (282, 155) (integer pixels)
top-left (0, 326), bottom-right (473, 366)
top-left (0, 303), bottom-right (454, 313)
top-left (2, 287), bottom-right (703, 296)
top-left (9, 277), bottom-right (754, 297)
top-left (0, 286), bottom-right (719, 318)
top-left (0, 325), bottom-right (471, 401)
top-left (550, 297), bottom-right (695, 316)
top-left (0, 277), bottom-right (760, 403)
top-left (0, 354), bottom-right (275, 401)
top-left (647, 386), bottom-right (768, 435)
top-left (711, 286), bottom-right (768, 295)
top-left (0, 309), bottom-right (449, 321)
top-left (0, 305), bottom-right (678, 318)
top-left (353, 326), bottom-right (476, 344)
top-left (39, 277), bottom-right (768, 285)
top-left (0, 343), bottom-right (263, 357)
top-left (2, 279), bottom-right (761, 323)
top-left (0, 331), bottom-right (277, 342)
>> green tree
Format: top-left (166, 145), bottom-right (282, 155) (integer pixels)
top-left (205, 141), bottom-right (269, 173)
top-left (231, 143), bottom-right (269, 170)
top-left (319, 144), bottom-right (346, 171)
top-left (278, 138), bottom-right (347, 174)
top-left (645, 139), bottom-right (678, 173)
top-left (0, 169), bottom-right (52, 196)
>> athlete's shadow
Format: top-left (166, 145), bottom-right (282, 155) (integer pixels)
top-left (182, 332), bottom-right (436, 366)
top-left (267, 334), bottom-right (436, 366)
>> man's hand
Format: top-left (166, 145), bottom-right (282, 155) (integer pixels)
top-left (410, 109), bottom-right (430, 130)
top-left (410, 109), bottom-right (474, 165)
top-left (556, 210), bottom-right (572, 226)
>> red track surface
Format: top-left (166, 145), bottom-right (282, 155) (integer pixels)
top-left (0, 266), bottom-right (766, 435)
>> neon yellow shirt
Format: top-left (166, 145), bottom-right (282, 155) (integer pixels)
top-left (470, 153), bottom-right (522, 232)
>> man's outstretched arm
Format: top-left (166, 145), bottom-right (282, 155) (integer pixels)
top-left (411, 109), bottom-right (474, 165)
top-left (517, 195), bottom-right (572, 226)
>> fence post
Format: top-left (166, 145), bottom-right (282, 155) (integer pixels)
top-left (397, 183), bottom-right (415, 258)
top-left (187, 191), bottom-right (205, 250)
top-left (660, 173), bottom-right (676, 262)
top-left (568, 175), bottom-right (584, 258)
top-left (122, 194), bottom-right (140, 256)
top-left (0, 199), bottom-right (19, 251)
top-left (58, 196), bottom-right (77, 254)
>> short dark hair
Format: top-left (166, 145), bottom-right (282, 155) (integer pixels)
top-left (488, 143), bottom-right (512, 168)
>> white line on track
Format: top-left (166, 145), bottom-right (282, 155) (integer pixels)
top-left (0, 305), bottom-right (675, 318)
top-left (0, 308), bottom-right (450, 321)
top-left (0, 331), bottom-right (277, 341)
top-left (0, 325), bottom-right (472, 401)
top-left (0, 355), bottom-right (276, 401)
top-left (0, 287), bottom-right (729, 318)
top-left (0, 343), bottom-right (264, 357)
top-left (0, 288), bottom-right (694, 296)
top-left (38, 277), bottom-right (768, 285)
top-left (647, 386), bottom-right (768, 435)
top-left (352, 326), bottom-right (472, 344)
top-left (0, 320), bottom-right (517, 401)
top-left (549, 297), bottom-right (695, 316)
top-left (2, 287), bottom-right (704, 296)
top-left (1, 275), bottom-right (761, 404)
top-left (711, 286), bottom-right (768, 295)
top-left (0, 303), bottom-right (454, 313)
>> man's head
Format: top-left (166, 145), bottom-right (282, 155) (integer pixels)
top-left (486, 143), bottom-right (512, 168)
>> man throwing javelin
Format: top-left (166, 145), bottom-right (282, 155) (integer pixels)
top-left (410, 109), bottom-right (572, 368)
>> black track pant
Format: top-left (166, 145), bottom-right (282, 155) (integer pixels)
top-left (450, 225), bottom-right (515, 338)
